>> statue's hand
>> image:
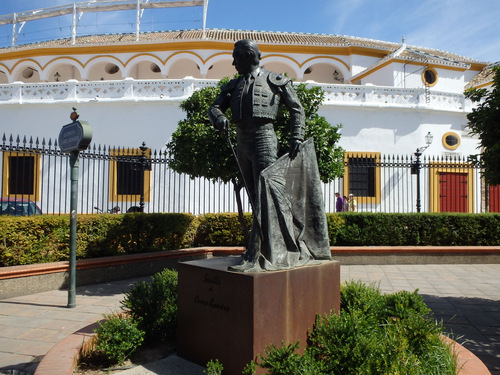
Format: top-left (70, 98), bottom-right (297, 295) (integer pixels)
top-left (214, 116), bottom-right (229, 132)
top-left (289, 139), bottom-right (303, 159)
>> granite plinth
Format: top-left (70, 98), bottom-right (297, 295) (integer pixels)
top-left (177, 256), bottom-right (341, 375)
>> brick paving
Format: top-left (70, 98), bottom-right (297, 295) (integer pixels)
top-left (0, 265), bottom-right (499, 375)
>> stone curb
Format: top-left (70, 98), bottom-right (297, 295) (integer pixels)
top-left (34, 322), bottom-right (100, 375)
top-left (2, 246), bottom-right (500, 281)
top-left (444, 336), bottom-right (492, 375)
top-left (34, 323), bottom-right (491, 375)
top-left (2, 246), bottom-right (500, 299)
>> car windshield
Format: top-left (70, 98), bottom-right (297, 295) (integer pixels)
top-left (0, 201), bottom-right (41, 216)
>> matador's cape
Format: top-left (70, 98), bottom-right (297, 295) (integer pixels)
top-left (246, 138), bottom-right (331, 270)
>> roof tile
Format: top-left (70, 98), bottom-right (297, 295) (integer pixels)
top-left (0, 28), bottom-right (488, 66)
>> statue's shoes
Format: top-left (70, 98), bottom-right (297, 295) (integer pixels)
top-left (228, 260), bottom-right (261, 272)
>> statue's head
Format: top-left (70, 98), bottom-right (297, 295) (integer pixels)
top-left (232, 39), bottom-right (261, 75)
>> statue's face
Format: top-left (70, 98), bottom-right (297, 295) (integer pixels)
top-left (232, 45), bottom-right (258, 75)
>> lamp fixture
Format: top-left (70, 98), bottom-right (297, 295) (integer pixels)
top-left (417, 132), bottom-right (433, 153)
top-left (425, 131), bottom-right (433, 146)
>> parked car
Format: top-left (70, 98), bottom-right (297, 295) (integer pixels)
top-left (0, 197), bottom-right (42, 216)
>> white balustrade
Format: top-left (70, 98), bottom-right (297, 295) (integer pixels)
top-left (0, 79), bottom-right (468, 111)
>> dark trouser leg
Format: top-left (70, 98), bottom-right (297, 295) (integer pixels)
top-left (234, 124), bottom-right (278, 268)
top-left (236, 123), bottom-right (278, 207)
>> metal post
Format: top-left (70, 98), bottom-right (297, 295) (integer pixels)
top-left (414, 150), bottom-right (422, 213)
top-left (136, 0), bottom-right (141, 42)
top-left (67, 150), bottom-right (79, 308)
top-left (12, 13), bottom-right (17, 47)
top-left (202, 0), bottom-right (209, 39)
top-left (72, 3), bottom-right (77, 44)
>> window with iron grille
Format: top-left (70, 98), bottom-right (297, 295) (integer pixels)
top-left (343, 152), bottom-right (381, 204)
top-left (2, 152), bottom-right (40, 200)
top-left (110, 149), bottom-right (151, 201)
top-left (116, 158), bottom-right (143, 195)
top-left (348, 157), bottom-right (375, 196)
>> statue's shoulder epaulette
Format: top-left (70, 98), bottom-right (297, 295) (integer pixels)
top-left (267, 71), bottom-right (290, 87)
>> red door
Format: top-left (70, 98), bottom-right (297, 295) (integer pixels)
top-left (489, 185), bottom-right (500, 212)
top-left (439, 172), bottom-right (468, 212)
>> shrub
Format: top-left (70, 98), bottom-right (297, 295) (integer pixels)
top-left (252, 281), bottom-right (456, 375)
top-left (326, 214), bottom-right (344, 245)
top-left (3, 212), bottom-right (500, 267)
top-left (0, 216), bottom-right (70, 266)
top-left (339, 280), bottom-right (385, 316)
top-left (330, 212), bottom-right (500, 246)
top-left (204, 359), bottom-right (224, 375)
top-left (194, 212), bottom-right (252, 246)
top-left (83, 213), bottom-right (199, 257)
top-left (0, 213), bottom-right (199, 266)
top-left (121, 268), bottom-right (178, 343)
top-left (92, 314), bottom-right (145, 366)
top-left (257, 341), bottom-right (327, 375)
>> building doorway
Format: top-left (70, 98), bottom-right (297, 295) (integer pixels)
top-left (488, 184), bottom-right (500, 212)
top-left (439, 172), bottom-right (468, 212)
top-left (430, 164), bottom-right (474, 213)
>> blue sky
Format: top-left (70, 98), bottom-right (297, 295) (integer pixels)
top-left (1, 0), bottom-right (498, 63)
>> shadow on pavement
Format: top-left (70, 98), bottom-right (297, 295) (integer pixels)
top-left (422, 294), bottom-right (500, 375)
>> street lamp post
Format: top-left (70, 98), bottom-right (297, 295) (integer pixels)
top-left (414, 149), bottom-right (423, 213)
top-left (139, 142), bottom-right (149, 212)
top-left (412, 132), bottom-right (433, 213)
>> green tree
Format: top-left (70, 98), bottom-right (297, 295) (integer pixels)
top-left (166, 78), bottom-right (344, 238)
top-left (465, 65), bottom-right (500, 185)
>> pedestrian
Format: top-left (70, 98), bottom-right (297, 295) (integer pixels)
top-left (348, 193), bottom-right (357, 212)
top-left (343, 195), bottom-right (349, 212)
top-left (335, 192), bottom-right (344, 212)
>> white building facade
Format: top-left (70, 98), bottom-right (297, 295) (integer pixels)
top-left (0, 27), bottom-right (496, 215)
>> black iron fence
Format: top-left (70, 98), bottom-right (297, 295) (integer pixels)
top-left (1, 133), bottom-right (496, 216)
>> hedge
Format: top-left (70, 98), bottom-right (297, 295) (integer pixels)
top-left (332, 212), bottom-right (500, 246)
top-left (2, 212), bottom-right (500, 266)
top-left (0, 213), bottom-right (198, 266)
top-left (194, 212), bottom-right (252, 247)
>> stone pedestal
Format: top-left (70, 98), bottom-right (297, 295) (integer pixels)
top-left (177, 257), bottom-right (341, 375)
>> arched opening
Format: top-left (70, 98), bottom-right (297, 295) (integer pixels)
top-left (48, 64), bottom-right (82, 82)
top-left (261, 61), bottom-right (297, 80)
top-left (206, 60), bottom-right (234, 79)
top-left (168, 59), bottom-right (200, 79)
top-left (128, 61), bottom-right (164, 79)
top-left (17, 66), bottom-right (41, 82)
top-left (87, 61), bottom-right (124, 81)
top-left (0, 71), bottom-right (7, 84)
top-left (303, 63), bottom-right (345, 84)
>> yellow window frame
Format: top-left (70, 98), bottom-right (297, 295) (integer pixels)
top-left (109, 148), bottom-right (151, 202)
top-left (2, 151), bottom-right (41, 201)
top-left (343, 151), bottom-right (381, 204)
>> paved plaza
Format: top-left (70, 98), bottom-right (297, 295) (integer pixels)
top-left (0, 264), bottom-right (499, 374)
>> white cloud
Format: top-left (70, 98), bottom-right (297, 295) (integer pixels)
top-left (401, 0), bottom-right (499, 61)
top-left (321, 0), bottom-right (499, 61)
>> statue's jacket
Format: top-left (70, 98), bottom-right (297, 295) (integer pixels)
top-left (208, 69), bottom-right (305, 142)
